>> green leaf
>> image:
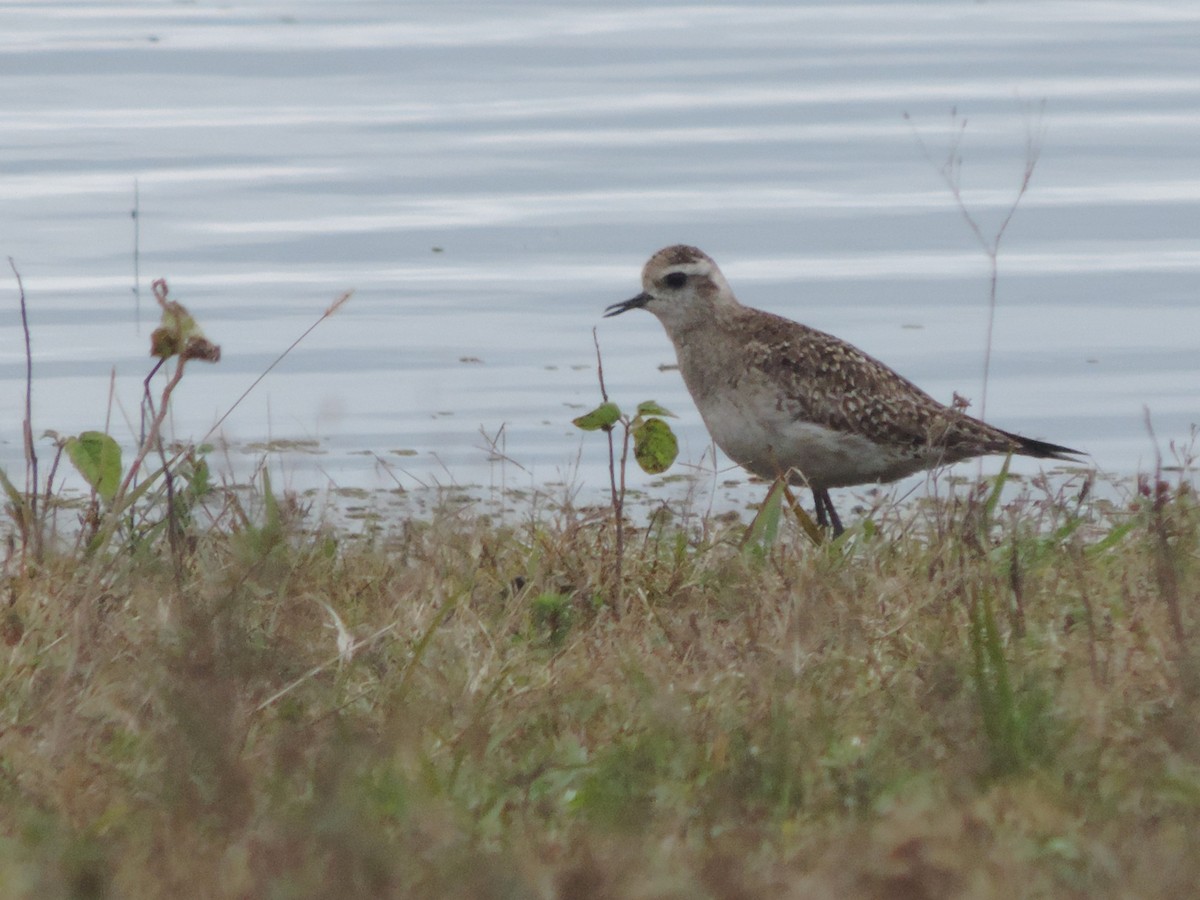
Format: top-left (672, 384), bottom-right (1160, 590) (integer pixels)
top-left (0, 466), bottom-right (21, 505)
top-left (634, 400), bottom-right (676, 419)
top-left (982, 453), bottom-right (1012, 529)
top-left (573, 402), bottom-right (622, 431)
top-left (187, 455), bottom-right (211, 500)
top-left (261, 467), bottom-right (282, 547)
top-left (743, 477), bottom-right (785, 553)
top-left (632, 417), bottom-right (678, 474)
top-left (1085, 519), bottom-right (1137, 556)
top-left (0, 467), bottom-right (26, 518)
top-left (530, 592), bottom-right (575, 647)
top-left (64, 431), bottom-right (122, 502)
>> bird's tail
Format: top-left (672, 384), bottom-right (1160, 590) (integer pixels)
top-left (1004, 430), bottom-right (1083, 462)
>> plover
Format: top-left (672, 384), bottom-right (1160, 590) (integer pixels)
top-left (605, 245), bottom-right (1081, 534)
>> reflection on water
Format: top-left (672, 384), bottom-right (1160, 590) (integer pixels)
top-left (1, 1), bottom-right (1197, 514)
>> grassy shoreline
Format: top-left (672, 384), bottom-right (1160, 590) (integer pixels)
top-left (1, 466), bottom-right (1197, 898)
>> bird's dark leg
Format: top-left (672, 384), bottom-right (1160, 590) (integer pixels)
top-left (813, 488), bottom-right (844, 537)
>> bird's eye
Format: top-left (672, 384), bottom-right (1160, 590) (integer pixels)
top-left (663, 272), bottom-right (687, 289)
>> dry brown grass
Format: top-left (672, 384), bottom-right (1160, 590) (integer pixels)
top-left (1, 468), bottom-right (1198, 899)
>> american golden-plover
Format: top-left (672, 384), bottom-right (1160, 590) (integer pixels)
top-left (605, 245), bottom-right (1081, 534)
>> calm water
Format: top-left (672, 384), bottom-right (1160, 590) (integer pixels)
top-left (2, 1), bottom-right (1198, 515)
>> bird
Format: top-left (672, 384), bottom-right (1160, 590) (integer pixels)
top-left (604, 244), bottom-right (1082, 535)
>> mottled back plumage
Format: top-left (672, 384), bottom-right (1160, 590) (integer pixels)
top-left (605, 245), bottom-right (1081, 532)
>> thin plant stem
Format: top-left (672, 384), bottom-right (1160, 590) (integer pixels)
top-left (120, 357), bottom-right (176, 500)
top-left (12, 261), bottom-right (36, 500)
top-left (782, 482), bottom-right (824, 545)
top-left (132, 178), bottom-right (141, 328)
top-left (592, 328), bottom-right (625, 619)
top-left (10, 258), bottom-right (40, 562)
top-left (1144, 408), bottom-right (1188, 657)
top-left (202, 290), bottom-right (352, 445)
top-left (905, 102), bottom-right (1044, 422)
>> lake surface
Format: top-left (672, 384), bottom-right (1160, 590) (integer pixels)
top-left (2, 1), bottom-right (1198, 518)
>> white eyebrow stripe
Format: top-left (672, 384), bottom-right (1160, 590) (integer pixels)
top-left (659, 262), bottom-right (711, 277)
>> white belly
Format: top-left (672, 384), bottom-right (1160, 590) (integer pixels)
top-left (695, 391), bottom-right (926, 489)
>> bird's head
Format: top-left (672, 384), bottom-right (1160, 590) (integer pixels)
top-left (604, 245), bottom-right (738, 331)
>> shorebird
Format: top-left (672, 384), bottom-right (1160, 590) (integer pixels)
top-left (604, 245), bottom-right (1081, 535)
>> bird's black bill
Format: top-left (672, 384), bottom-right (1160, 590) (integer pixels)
top-left (604, 292), bottom-right (651, 318)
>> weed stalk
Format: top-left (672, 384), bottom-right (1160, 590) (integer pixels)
top-left (6, 259), bottom-right (42, 566)
top-left (591, 329), bottom-right (626, 619)
top-left (906, 102), bottom-right (1045, 422)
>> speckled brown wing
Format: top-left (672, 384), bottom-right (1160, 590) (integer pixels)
top-left (740, 311), bottom-right (1018, 460)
